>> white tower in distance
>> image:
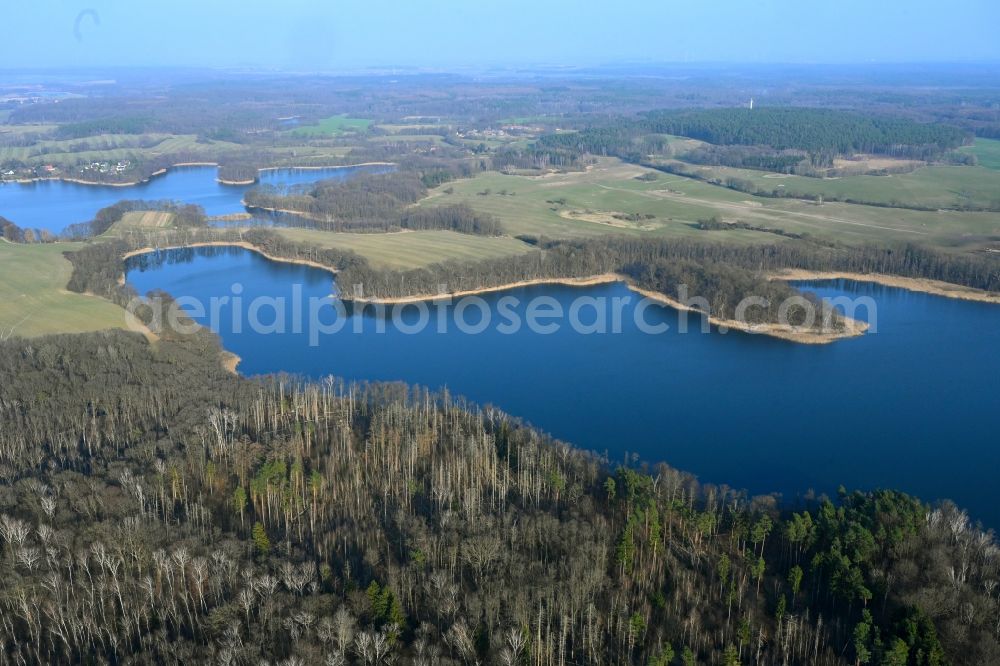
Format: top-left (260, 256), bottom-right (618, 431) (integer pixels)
top-left (749, 98), bottom-right (754, 110)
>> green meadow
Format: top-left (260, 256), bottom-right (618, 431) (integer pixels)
top-left (672, 161), bottom-right (1000, 211)
top-left (418, 159), bottom-right (1000, 248)
top-left (962, 138), bottom-right (1000, 171)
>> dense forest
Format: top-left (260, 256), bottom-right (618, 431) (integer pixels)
top-left (537, 108), bottom-right (970, 174)
top-left (52, 116), bottom-right (159, 140)
top-left (0, 327), bottom-right (996, 664)
top-left (642, 109), bottom-right (967, 157)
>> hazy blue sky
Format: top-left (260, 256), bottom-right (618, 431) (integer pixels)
top-left (3, 0), bottom-right (999, 70)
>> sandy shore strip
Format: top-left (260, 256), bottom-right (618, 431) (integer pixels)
top-left (242, 204), bottom-right (321, 220)
top-left (343, 273), bottom-right (868, 345)
top-left (122, 241), bottom-right (338, 274)
top-left (773, 270), bottom-right (1000, 305)
top-left (208, 212), bottom-right (254, 222)
top-left (345, 274), bottom-right (625, 304)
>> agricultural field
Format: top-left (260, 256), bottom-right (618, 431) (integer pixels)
top-left (0, 241), bottom-right (129, 338)
top-left (274, 228), bottom-right (535, 270)
top-left (288, 115), bottom-right (372, 138)
top-left (368, 134), bottom-right (446, 146)
top-left (670, 161), bottom-right (1000, 210)
top-left (108, 211), bottom-right (177, 233)
top-left (418, 158), bottom-right (1000, 249)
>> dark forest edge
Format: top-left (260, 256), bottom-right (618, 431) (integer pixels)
top-left (0, 326), bottom-right (995, 664)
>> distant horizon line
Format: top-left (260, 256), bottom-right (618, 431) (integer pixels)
top-left (1, 60), bottom-right (1000, 76)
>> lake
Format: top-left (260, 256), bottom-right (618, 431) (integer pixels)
top-left (0, 164), bottom-right (388, 234)
top-left (126, 246), bottom-right (1000, 527)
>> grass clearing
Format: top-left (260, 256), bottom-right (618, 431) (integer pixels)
top-left (419, 160), bottom-right (781, 242)
top-left (0, 241), bottom-right (129, 338)
top-left (274, 228), bottom-right (536, 270)
top-left (289, 115), bottom-right (372, 138)
top-left (369, 134), bottom-right (445, 146)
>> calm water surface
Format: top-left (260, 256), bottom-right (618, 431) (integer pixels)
top-left (0, 165), bottom-right (386, 233)
top-left (126, 247), bottom-right (1000, 525)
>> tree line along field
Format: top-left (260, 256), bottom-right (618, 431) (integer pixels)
top-left (0, 241), bottom-right (129, 338)
top-left (666, 159), bottom-right (1000, 210)
top-left (416, 158), bottom-right (1000, 249)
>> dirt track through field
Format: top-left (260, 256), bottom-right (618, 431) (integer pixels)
top-left (595, 184), bottom-right (930, 236)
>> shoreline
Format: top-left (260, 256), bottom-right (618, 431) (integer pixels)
top-left (342, 273), bottom-right (869, 345)
top-left (257, 162), bottom-right (396, 172)
top-left (121, 241), bottom-right (339, 275)
top-left (773, 270), bottom-right (1000, 305)
top-left (116, 242), bottom-right (999, 344)
top-left (2, 161), bottom-right (397, 190)
top-left (626, 284), bottom-right (869, 345)
top-left (224, 162), bottom-right (398, 187)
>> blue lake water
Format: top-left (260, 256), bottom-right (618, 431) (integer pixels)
top-left (126, 246), bottom-right (1000, 527)
top-left (0, 165), bottom-right (386, 233)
